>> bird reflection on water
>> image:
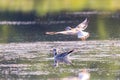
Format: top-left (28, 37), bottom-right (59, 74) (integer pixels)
top-left (48, 69), bottom-right (90, 80)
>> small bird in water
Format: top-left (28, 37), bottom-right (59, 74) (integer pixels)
top-left (46, 18), bottom-right (89, 41)
top-left (53, 49), bottom-right (74, 67)
top-left (78, 69), bottom-right (90, 80)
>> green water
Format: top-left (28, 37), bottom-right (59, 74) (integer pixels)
top-left (0, 7), bottom-right (120, 80)
top-left (0, 41), bottom-right (120, 80)
top-left (0, 12), bottom-right (120, 42)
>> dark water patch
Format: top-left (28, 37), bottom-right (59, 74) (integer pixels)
top-left (0, 12), bottom-right (120, 42)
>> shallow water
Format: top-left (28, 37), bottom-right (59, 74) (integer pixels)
top-left (0, 40), bottom-right (120, 80)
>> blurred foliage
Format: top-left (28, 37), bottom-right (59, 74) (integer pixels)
top-left (0, 0), bottom-right (120, 15)
top-left (97, 17), bottom-right (108, 39)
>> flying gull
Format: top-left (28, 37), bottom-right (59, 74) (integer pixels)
top-left (46, 18), bottom-right (90, 41)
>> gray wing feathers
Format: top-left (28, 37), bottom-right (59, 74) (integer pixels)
top-left (76, 18), bottom-right (89, 30)
top-left (56, 50), bottom-right (74, 58)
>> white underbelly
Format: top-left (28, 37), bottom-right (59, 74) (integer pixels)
top-left (77, 31), bottom-right (89, 38)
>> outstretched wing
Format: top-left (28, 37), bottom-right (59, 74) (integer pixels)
top-left (76, 18), bottom-right (89, 30)
top-left (46, 30), bottom-right (77, 35)
top-left (56, 49), bottom-right (74, 57)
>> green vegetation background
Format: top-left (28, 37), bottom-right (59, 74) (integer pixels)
top-left (0, 0), bottom-right (120, 16)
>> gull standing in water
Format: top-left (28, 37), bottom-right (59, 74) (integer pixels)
top-left (46, 18), bottom-right (89, 41)
top-left (53, 49), bottom-right (74, 67)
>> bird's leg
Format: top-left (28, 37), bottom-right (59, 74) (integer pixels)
top-left (54, 60), bottom-right (58, 67)
top-left (64, 58), bottom-right (74, 67)
top-left (81, 37), bottom-right (86, 41)
top-left (69, 62), bottom-right (74, 67)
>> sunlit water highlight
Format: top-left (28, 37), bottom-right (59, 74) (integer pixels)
top-left (0, 40), bottom-right (120, 80)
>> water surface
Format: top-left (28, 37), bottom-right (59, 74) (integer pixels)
top-left (0, 12), bottom-right (120, 80)
top-left (0, 12), bottom-right (120, 42)
top-left (0, 41), bottom-right (120, 80)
